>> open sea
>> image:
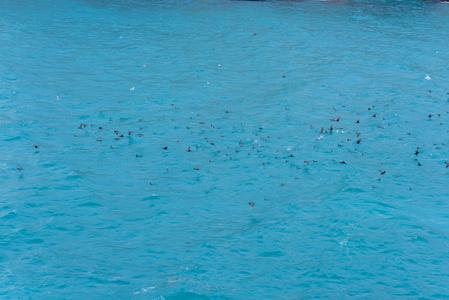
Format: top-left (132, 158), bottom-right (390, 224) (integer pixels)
top-left (1, 0), bottom-right (449, 298)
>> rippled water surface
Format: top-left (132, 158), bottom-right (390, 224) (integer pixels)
top-left (1, 0), bottom-right (449, 298)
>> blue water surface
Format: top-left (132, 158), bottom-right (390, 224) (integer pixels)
top-left (1, 0), bottom-right (449, 298)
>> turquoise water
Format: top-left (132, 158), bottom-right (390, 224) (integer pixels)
top-left (1, 0), bottom-right (449, 298)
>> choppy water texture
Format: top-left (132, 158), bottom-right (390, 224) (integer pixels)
top-left (1, 0), bottom-right (449, 298)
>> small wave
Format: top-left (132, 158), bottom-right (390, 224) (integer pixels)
top-left (133, 286), bottom-right (155, 295)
